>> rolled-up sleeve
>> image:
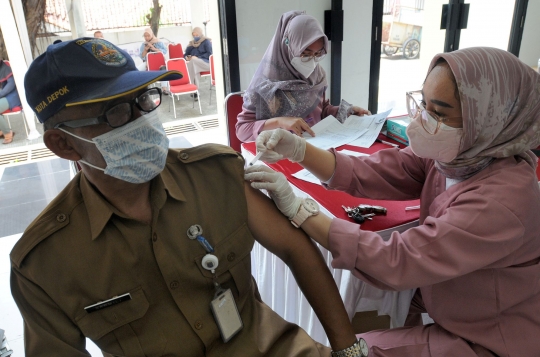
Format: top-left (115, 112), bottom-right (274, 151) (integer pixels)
top-left (326, 146), bottom-right (425, 201)
top-left (236, 105), bottom-right (266, 142)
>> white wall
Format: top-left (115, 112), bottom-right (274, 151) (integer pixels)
top-left (519, 0), bottom-right (540, 68)
top-left (235, 0), bottom-right (372, 108)
top-left (35, 25), bottom-right (195, 59)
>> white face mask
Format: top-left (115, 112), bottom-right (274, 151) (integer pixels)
top-left (290, 56), bottom-right (317, 78)
top-left (406, 113), bottom-right (463, 163)
top-left (59, 110), bottom-right (169, 183)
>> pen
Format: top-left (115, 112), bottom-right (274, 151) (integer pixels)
top-left (375, 139), bottom-right (399, 148)
top-left (249, 151), bottom-right (264, 166)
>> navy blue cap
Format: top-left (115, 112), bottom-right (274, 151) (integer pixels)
top-left (24, 37), bottom-right (182, 123)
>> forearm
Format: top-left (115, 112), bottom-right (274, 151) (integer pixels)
top-left (299, 213), bottom-right (332, 250)
top-left (261, 117), bottom-right (282, 131)
top-left (285, 236), bottom-right (357, 350)
top-left (299, 143), bottom-right (337, 182)
top-left (245, 184), bottom-right (356, 350)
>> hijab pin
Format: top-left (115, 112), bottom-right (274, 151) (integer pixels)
top-left (284, 38), bottom-right (290, 45)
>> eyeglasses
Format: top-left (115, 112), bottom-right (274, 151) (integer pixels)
top-left (55, 88), bottom-right (162, 129)
top-left (300, 49), bottom-right (326, 62)
top-left (406, 91), bottom-right (462, 135)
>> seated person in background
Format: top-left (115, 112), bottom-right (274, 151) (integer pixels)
top-left (11, 37), bottom-right (361, 357)
top-left (0, 59), bottom-right (21, 144)
top-left (93, 30), bottom-right (104, 39)
top-left (184, 26), bottom-right (212, 99)
top-left (139, 27), bottom-right (167, 65)
top-left (236, 10), bottom-right (370, 143)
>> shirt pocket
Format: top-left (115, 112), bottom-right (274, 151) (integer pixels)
top-left (195, 223), bottom-right (254, 307)
top-left (75, 286), bottom-right (165, 357)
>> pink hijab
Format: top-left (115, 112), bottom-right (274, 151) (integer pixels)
top-left (243, 10), bottom-right (328, 120)
top-left (429, 47), bottom-right (540, 179)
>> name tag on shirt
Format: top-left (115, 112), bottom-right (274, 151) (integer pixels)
top-left (84, 293), bottom-right (132, 313)
top-left (210, 289), bottom-right (243, 342)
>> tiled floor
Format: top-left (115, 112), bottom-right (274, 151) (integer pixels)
top-left (0, 128), bottom-right (227, 356)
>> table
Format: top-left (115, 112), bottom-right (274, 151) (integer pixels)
top-left (244, 134), bottom-right (422, 346)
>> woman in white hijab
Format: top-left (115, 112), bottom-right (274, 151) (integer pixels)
top-left (139, 27), bottom-right (167, 63)
top-left (236, 11), bottom-right (370, 142)
top-left (183, 26), bottom-right (212, 99)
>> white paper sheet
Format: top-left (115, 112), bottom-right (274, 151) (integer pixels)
top-left (345, 108), bottom-right (393, 148)
top-left (301, 116), bottom-right (368, 150)
top-left (292, 169), bottom-right (323, 185)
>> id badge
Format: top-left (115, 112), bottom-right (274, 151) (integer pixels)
top-left (210, 288), bottom-right (243, 342)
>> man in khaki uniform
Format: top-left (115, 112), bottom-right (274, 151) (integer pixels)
top-left (10, 38), bottom-right (361, 356)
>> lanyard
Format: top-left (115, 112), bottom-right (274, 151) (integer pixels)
top-left (187, 224), bottom-right (223, 293)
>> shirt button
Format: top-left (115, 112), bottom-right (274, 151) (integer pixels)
top-left (227, 252), bottom-right (236, 262)
top-left (56, 213), bottom-right (67, 222)
top-left (152, 233), bottom-right (158, 242)
top-left (180, 152), bottom-right (189, 160)
top-left (170, 281), bottom-right (180, 290)
top-left (194, 320), bottom-right (203, 330)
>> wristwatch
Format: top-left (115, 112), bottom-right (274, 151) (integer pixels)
top-left (331, 338), bottom-right (369, 357)
top-left (291, 198), bottom-right (319, 228)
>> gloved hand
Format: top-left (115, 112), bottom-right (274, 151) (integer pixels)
top-left (256, 128), bottom-right (307, 163)
top-left (245, 165), bottom-right (302, 220)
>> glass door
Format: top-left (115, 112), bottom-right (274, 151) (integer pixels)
top-left (378, 0), bottom-right (448, 117)
top-left (458, 0), bottom-right (516, 50)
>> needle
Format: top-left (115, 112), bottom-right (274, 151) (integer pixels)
top-left (249, 151), bottom-right (264, 166)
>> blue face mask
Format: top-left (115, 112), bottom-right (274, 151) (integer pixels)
top-left (60, 111), bottom-right (169, 183)
top-left (193, 36), bottom-right (201, 42)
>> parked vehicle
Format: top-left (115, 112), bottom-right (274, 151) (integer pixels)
top-left (381, 0), bottom-right (424, 60)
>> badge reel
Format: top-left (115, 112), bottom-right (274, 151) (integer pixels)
top-left (188, 224), bottom-right (243, 341)
top-left (201, 254), bottom-right (243, 342)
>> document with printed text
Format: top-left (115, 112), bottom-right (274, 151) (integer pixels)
top-left (301, 116), bottom-right (368, 150)
top-left (345, 108), bottom-right (393, 148)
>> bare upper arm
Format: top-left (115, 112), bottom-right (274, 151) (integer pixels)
top-left (244, 182), bottom-right (315, 263)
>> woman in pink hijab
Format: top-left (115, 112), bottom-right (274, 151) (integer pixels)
top-left (246, 47), bottom-right (540, 356)
top-left (235, 11), bottom-right (370, 143)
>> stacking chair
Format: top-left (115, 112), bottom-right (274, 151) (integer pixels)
top-left (208, 55), bottom-right (216, 105)
top-left (168, 43), bottom-right (184, 59)
top-left (224, 91), bottom-right (244, 152)
top-left (166, 58), bottom-right (202, 118)
top-left (146, 52), bottom-right (166, 71)
top-left (1, 106), bottom-right (29, 136)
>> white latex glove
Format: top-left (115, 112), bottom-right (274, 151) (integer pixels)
top-left (245, 165), bottom-right (302, 220)
top-left (256, 128), bottom-right (307, 163)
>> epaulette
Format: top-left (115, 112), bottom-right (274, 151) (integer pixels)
top-left (10, 180), bottom-right (83, 268)
top-left (173, 143), bottom-right (245, 164)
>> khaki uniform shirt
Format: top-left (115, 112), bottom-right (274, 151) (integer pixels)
top-left (11, 145), bottom-right (330, 357)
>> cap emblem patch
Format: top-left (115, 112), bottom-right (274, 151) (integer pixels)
top-left (76, 39), bottom-right (127, 67)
